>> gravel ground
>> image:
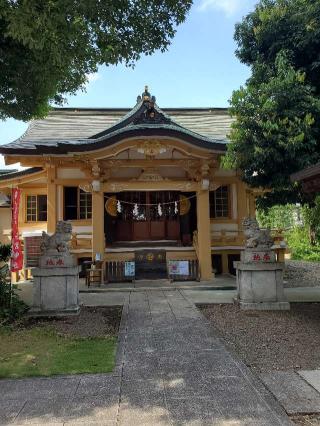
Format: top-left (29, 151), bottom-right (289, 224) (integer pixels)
top-left (199, 303), bottom-right (320, 373)
top-left (284, 260), bottom-right (320, 288)
top-left (291, 414), bottom-right (320, 425)
top-left (23, 306), bottom-right (122, 338)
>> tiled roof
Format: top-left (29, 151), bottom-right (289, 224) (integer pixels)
top-left (0, 169), bottom-right (18, 175)
top-left (12, 108), bottom-right (232, 143)
top-left (0, 89), bottom-right (233, 155)
top-left (0, 167), bottom-right (43, 181)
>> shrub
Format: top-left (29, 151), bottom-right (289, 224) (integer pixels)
top-left (0, 282), bottom-right (28, 325)
top-left (0, 244), bottom-right (11, 262)
top-left (286, 227), bottom-right (320, 262)
top-left (0, 244), bottom-right (28, 324)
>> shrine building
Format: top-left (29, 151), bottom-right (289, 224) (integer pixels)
top-left (0, 87), bottom-right (258, 282)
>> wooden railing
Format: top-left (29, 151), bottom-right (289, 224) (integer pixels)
top-left (193, 230), bottom-right (199, 258)
top-left (105, 259), bottom-right (200, 283)
top-left (70, 232), bottom-right (92, 250)
top-left (105, 261), bottom-right (133, 283)
top-left (211, 230), bottom-right (245, 246)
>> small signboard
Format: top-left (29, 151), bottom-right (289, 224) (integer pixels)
top-left (125, 261), bottom-right (135, 277)
top-left (168, 260), bottom-right (189, 276)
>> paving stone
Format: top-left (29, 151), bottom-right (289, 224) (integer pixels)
top-left (75, 374), bottom-right (121, 397)
top-left (0, 377), bottom-right (80, 400)
top-left (122, 354), bottom-right (162, 382)
top-left (159, 351), bottom-right (241, 379)
top-left (299, 369), bottom-right (320, 393)
top-left (63, 421), bottom-right (115, 425)
top-left (118, 402), bottom-right (170, 426)
top-left (124, 332), bottom-right (155, 353)
top-left (0, 399), bottom-right (26, 424)
top-left (165, 397), bottom-right (221, 425)
top-left (14, 397), bottom-right (69, 425)
top-left (120, 378), bottom-right (166, 406)
top-left (164, 375), bottom-right (251, 400)
top-left (260, 371), bottom-right (320, 414)
top-left (14, 423), bottom-right (64, 426)
top-left (0, 289), bottom-right (292, 425)
top-left (63, 395), bottom-right (119, 422)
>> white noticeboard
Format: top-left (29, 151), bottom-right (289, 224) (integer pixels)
top-left (125, 261), bottom-right (135, 277)
top-left (169, 260), bottom-right (189, 276)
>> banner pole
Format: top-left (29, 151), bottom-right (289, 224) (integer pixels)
top-left (9, 188), bottom-right (13, 308)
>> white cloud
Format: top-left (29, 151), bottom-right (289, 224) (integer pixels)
top-left (198, 0), bottom-right (247, 17)
top-left (86, 72), bottom-right (101, 83)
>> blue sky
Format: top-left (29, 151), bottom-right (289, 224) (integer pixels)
top-left (0, 0), bottom-right (257, 168)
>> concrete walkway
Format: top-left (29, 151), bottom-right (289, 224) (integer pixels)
top-left (1, 290), bottom-right (292, 425)
top-left (260, 370), bottom-right (320, 415)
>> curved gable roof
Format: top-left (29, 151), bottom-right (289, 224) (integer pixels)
top-left (0, 88), bottom-right (232, 156)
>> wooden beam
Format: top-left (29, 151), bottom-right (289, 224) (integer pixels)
top-left (102, 180), bottom-right (200, 192)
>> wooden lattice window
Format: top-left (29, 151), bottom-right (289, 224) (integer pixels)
top-left (26, 195), bottom-right (47, 222)
top-left (79, 190), bottom-right (92, 219)
top-left (210, 186), bottom-right (230, 218)
top-left (64, 187), bottom-right (92, 220)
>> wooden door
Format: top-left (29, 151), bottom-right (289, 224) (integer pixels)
top-left (149, 191), bottom-right (180, 241)
top-left (114, 191), bottom-right (180, 242)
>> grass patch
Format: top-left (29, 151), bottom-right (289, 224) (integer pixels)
top-left (0, 326), bottom-right (117, 378)
top-left (0, 306), bottom-right (122, 379)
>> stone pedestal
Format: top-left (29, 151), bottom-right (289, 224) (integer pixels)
top-left (31, 257), bottom-right (80, 316)
top-left (234, 257), bottom-right (290, 311)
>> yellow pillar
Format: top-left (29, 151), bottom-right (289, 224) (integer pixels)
top-left (196, 189), bottom-right (213, 281)
top-left (47, 166), bottom-right (56, 233)
top-left (92, 191), bottom-right (105, 261)
top-left (237, 181), bottom-right (247, 224)
top-left (57, 185), bottom-right (63, 221)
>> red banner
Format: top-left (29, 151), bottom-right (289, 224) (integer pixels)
top-left (11, 188), bottom-right (23, 272)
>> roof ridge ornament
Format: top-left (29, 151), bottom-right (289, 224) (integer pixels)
top-left (133, 86), bottom-right (170, 125)
top-left (136, 85), bottom-right (156, 104)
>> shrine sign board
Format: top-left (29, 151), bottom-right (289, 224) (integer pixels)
top-left (168, 260), bottom-right (189, 276)
top-left (125, 261), bottom-right (135, 277)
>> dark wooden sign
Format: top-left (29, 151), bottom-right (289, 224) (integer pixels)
top-left (135, 250), bottom-right (167, 279)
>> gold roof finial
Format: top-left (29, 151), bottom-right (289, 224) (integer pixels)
top-left (143, 85), bottom-right (151, 101)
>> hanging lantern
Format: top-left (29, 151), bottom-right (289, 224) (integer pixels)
top-left (158, 203), bottom-right (162, 217)
top-left (105, 196), bottom-right (117, 217)
top-left (179, 195), bottom-right (191, 216)
top-left (117, 200), bottom-right (122, 213)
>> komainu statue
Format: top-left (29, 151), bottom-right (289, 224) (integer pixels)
top-left (40, 221), bottom-right (72, 256)
top-left (242, 217), bottom-right (274, 250)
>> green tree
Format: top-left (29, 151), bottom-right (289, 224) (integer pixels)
top-left (225, 0), bottom-right (320, 208)
top-left (257, 203), bottom-right (299, 229)
top-left (0, 0), bottom-right (191, 121)
top-left (302, 195), bottom-right (320, 245)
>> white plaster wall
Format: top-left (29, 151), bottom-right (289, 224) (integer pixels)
top-left (0, 208), bottom-right (11, 244)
